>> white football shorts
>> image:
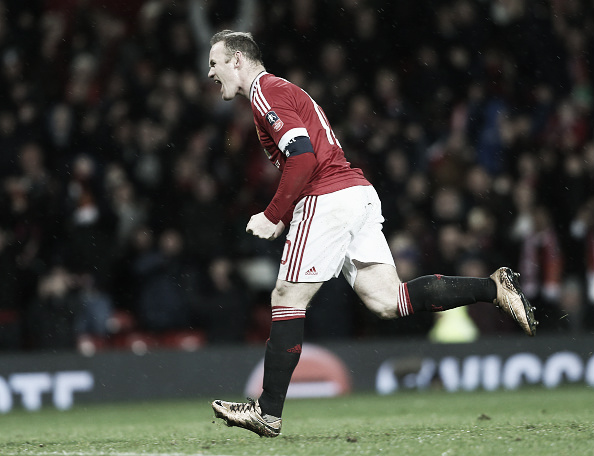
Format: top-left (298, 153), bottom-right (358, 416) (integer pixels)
top-left (278, 185), bottom-right (395, 287)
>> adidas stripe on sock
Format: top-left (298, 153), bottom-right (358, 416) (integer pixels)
top-left (397, 283), bottom-right (413, 317)
top-left (272, 306), bottom-right (306, 321)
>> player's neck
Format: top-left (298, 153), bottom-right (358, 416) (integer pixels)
top-left (241, 65), bottom-right (266, 98)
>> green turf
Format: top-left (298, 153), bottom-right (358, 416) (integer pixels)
top-left (0, 386), bottom-right (592, 456)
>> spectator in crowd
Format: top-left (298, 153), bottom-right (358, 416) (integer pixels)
top-left (0, 227), bottom-right (22, 349)
top-left (75, 273), bottom-right (114, 339)
top-left (131, 228), bottom-right (198, 332)
top-left (28, 266), bottom-right (79, 350)
top-left (517, 205), bottom-right (565, 332)
top-left (197, 257), bottom-right (250, 343)
top-left (104, 163), bottom-right (149, 248)
top-left (60, 153), bottom-right (117, 285)
top-left (569, 196), bottom-right (594, 331)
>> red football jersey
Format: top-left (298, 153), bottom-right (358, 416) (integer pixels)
top-left (249, 72), bottom-right (369, 199)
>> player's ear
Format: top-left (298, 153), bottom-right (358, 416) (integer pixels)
top-left (234, 51), bottom-right (242, 67)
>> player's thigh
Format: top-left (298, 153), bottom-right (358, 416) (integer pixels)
top-left (341, 185), bottom-right (395, 287)
top-left (353, 262), bottom-right (402, 319)
top-left (271, 279), bottom-right (324, 310)
top-left (279, 189), bottom-right (368, 283)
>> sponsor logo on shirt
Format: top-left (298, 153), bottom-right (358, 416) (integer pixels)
top-left (265, 111), bottom-right (284, 132)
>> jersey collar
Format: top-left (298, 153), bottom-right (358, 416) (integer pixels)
top-left (249, 71), bottom-right (268, 101)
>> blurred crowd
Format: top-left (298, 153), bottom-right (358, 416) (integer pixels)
top-left (0, 0), bottom-right (593, 352)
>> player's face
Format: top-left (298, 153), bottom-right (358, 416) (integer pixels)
top-left (208, 42), bottom-right (239, 101)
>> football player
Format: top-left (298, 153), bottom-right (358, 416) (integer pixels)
top-left (208, 30), bottom-right (537, 438)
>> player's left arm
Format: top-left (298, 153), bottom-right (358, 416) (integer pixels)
top-left (264, 140), bottom-right (316, 222)
top-left (247, 149), bottom-right (316, 240)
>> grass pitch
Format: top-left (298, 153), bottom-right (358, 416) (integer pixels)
top-left (0, 386), bottom-right (592, 456)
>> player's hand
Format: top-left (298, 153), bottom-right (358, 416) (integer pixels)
top-left (246, 212), bottom-right (283, 240)
top-left (272, 220), bottom-right (285, 240)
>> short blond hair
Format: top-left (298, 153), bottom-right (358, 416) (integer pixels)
top-left (210, 30), bottom-right (263, 64)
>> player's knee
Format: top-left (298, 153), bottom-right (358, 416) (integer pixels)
top-left (270, 280), bottom-right (300, 308)
top-left (368, 301), bottom-right (398, 320)
top-left (376, 308), bottom-right (398, 320)
top-left (271, 280), bottom-right (319, 309)
top-left (271, 281), bottom-right (288, 301)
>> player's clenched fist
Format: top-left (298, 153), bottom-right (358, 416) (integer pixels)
top-left (246, 212), bottom-right (284, 240)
